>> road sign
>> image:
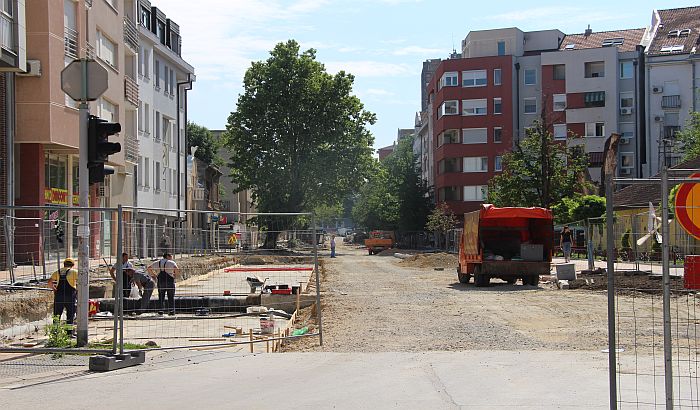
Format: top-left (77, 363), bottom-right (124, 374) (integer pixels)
top-left (61, 59), bottom-right (108, 101)
top-left (674, 172), bottom-right (700, 239)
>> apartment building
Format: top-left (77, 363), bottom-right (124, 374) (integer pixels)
top-left (15, 0), bottom-right (137, 261)
top-left (541, 27), bottom-right (648, 181)
top-left (0, 0), bottom-right (26, 269)
top-left (644, 6), bottom-right (700, 175)
top-left (134, 0), bottom-right (194, 257)
top-left (426, 28), bottom-right (562, 216)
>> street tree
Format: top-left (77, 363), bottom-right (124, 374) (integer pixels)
top-left (425, 202), bottom-right (458, 250)
top-left (224, 40), bottom-right (376, 247)
top-left (488, 119), bottom-right (590, 209)
top-left (352, 163), bottom-right (400, 230)
top-left (675, 112), bottom-right (700, 161)
top-left (187, 122), bottom-right (220, 166)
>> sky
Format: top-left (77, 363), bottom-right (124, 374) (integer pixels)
top-left (160, 0), bottom-right (696, 151)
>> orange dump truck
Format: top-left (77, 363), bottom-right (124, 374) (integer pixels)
top-left (458, 205), bottom-right (553, 287)
top-left (365, 231), bottom-right (395, 255)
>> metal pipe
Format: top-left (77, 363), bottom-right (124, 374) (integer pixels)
top-left (605, 172), bottom-right (618, 410)
top-left (0, 285), bottom-right (52, 291)
top-left (312, 213), bottom-right (322, 346)
top-left (114, 205), bottom-right (123, 355)
top-left (125, 332), bottom-right (321, 353)
top-left (661, 165), bottom-right (674, 408)
top-left (0, 348), bottom-right (112, 354)
top-left (6, 72), bottom-right (14, 272)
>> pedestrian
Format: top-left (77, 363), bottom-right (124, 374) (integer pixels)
top-left (330, 235), bottom-right (336, 258)
top-left (147, 252), bottom-right (180, 316)
top-left (47, 258), bottom-right (78, 336)
top-left (560, 226), bottom-right (573, 263)
top-left (125, 267), bottom-right (155, 315)
top-left (110, 252), bottom-right (134, 298)
top-left (159, 231), bottom-right (172, 255)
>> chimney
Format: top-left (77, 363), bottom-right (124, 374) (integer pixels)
top-left (584, 25), bottom-right (593, 37)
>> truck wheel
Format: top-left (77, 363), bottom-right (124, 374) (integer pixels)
top-left (368, 249), bottom-right (373, 255)
top-left (458, 272), bottom-right (471, 284)
top-left (475, 274), bottom-right (490, 287)
top-left (525, 275), bottom-right (539, 286)
top-left (506, 277), bottom-right (517, 285)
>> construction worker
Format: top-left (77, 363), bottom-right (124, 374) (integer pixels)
top-left (147, 252), bottom-right (180, 316)
top-left (110, 252), bottom-right (134, 298)
top-left (48, 258), bottom-right (79, 335)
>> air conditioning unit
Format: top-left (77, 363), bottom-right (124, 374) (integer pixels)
top-left (620, 107), bottom-right (633, 115)
top-left (652, 86), bottom-right (663, 93)
top-left (17, 60), bottom-right (41, 77)
top-left (620, 137), bottom-right (631, 144)
top-left (620, 168), bottom-right (632, 175)
top-left (654, 115), bottom-right (664, 122)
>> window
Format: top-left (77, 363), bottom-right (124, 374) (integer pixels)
top-left (495, 156), bottom-right (502, 172)
top-left (585, 61), bottom-right (605, 78)
top-left (584, 91), bottom-right (605, 108)
top-left (155, 111), bottom-right (161, 141)
top-left (155, 162), bottom-right (161, 191)
top-left (462, 128), bottom-right (488, 144)
top-left (553, 64), bottom-right (565, 80)
top-left (620, 152), bottom-right (634, 168)
top-left (494, 68), bottom-right (502, 85)
top-left (440, 71), bottom-right (458, 88)
top-left (138, 102), bottom-right (143, 132)
top-left (138, 46), bottom-right (143, 76)
top-left (440, 187), bottom-right (459, 201)
top-left (462, 70), bottom-right (487, 87)
top-left (144, 103), bottom-right (150, 134)
top-left (164, 65), bottom-right (169, 94)
top-left (156, 20), bottom-right (166, 44)
top-left (463, 157), bottom-right (488, 173)
top-left (97, 98), bottom-right (117, 122)
top-left (524, 68), bottom-right (537, 85)
top-left (585, 122), bottom-right (605, 137)
top-left (96, 30), bottom-right (117, 68)
top-left (144, 157), bottom-right (150, 187)
top-left (139, 6), bottom-right (151, 29)
top-left (438, 129), bottom-right (460, 146)
top-left (497, 41), bottom-right (506, 56)
top-left (660, 45), bottom-right (684, 53)
top-left (620, 61), bottom-right (633, 79)
top-left (493, 98), bottom-right (502, 114)
top-left (553, 94), bottom-right (566, 111)
top-left (439, 100), bottom-right (458, 117)
top-left (154, 59), bottom-right (160, 90)
top-left (462, 99), bottom-right (487, 116)
top-left (523, 98), bottom-right (537, 114)
top-left (553, 124), bottom-right (568, 140)
top-left (620, 92), bottom-right (634, 109)
top-left (439, 158), bottom-right (459, 174)
top-left (464, 185), bottom-right (487, 201)
top-left (494, 127), bottom-right (502, 143)
top-left (137, 156), bottom-right (143, 186)
top-left (1, 0), bottom-right (13, 16)
top-left (170, 69), bottom-right (175, 94)
top-left (602, 38), bottom-right (624, 47)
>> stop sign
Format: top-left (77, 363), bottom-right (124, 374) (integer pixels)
top-left (61, 59), bottom-right (109, 101)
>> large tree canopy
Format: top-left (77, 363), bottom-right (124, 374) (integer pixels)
top-left (187, 122), bottom-right (220, 165)
top-left (224, 40), bottom-right (376, 215)
top-left (488, 119), bottom-right (590, 209)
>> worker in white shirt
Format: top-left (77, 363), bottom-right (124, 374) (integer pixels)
top-left (147, 252), bottom-right (180, 316)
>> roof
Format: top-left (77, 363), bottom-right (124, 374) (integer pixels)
top-left (559, 28), bottom-right (646, 53)
top-left (613, 156), bottom-right (700, 209)
top-left (648, 6), bottom-right (700, 56)
top-left (480, 204), bottom-right (553, 220)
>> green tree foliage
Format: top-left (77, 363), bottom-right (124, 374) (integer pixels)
top-left (488, 119), bottom-right (591, 209)
top-left (425, 202), bottom-right (458, 249)
top-left (224, 40), bottom-right (375, 217)
top-left (315, 203), bottom-right (344, 227)
top-left (676, 111), bottom-right (700, 161)
top-left (570, 195), bottom-right (606, 223)
top-left (187, 122), bottom-right (220, 166)
top-left (352, 139), bottom-right (431, 231)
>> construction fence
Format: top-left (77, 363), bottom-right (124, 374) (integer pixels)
top-left (0, 206), bottom-right (322, 356)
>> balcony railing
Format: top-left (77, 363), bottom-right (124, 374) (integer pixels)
top-left (64, 26), bottom-right (78, 59)
top-left (85, 42), bottom-right (95, 59)
top-left (123, 15), bottom-right (139, 52)
top-left (192, 188), bottom-right (205, 201)
top-left (124, 134), bottom-right (139, 164)
top-left (662, 95), bottom-right (681, 109)
top-left (124, 76), bottom-right (139, 106)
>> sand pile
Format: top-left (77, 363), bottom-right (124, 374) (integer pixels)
top-left (398, 252), bottom-right (458, 269)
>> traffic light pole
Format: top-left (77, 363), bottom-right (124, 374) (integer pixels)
top-left (76, 60), bottom-right (90, 347)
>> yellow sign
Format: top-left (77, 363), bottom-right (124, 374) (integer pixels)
top-left (44, 188), bottom-right (79, 206)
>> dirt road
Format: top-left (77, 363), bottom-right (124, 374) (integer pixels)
top-left (291, 241), bottom-right (697, 353)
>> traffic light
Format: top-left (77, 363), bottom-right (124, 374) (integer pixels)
top-left (87, 115), bottom-right (121, 185)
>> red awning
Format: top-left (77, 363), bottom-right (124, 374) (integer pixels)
top-left (480, 204), bottom-right (553, 220)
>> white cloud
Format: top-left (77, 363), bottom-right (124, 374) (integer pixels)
top-left (325, 61), bottom-right (417, 77)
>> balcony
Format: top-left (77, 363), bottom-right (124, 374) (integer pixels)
top-left (192, 187), bottom-right (205, 201)
top-left (124, 76), bottom-right (139, 106)
top-left (662, 95), bottom-right (681, 109)
top-left (123, 15), bottom-right (139, 52)
top-left (64, 26), bottom-right (78, 59)
top-left (85, 42), bottom-right (95, 59)
top-left (124, 134), bottom-right (139, 164)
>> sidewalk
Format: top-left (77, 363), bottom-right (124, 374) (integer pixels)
top-left (0, 350), bottom-right (619, 409)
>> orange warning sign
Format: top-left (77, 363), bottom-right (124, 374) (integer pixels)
top-left (675, 172), bottom-right (700, 239)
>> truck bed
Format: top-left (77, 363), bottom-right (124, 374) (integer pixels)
top-left (481, 260), bottom-right (551, 276)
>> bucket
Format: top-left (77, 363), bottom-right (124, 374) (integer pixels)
top-left (260, 318), bottom-right (274, 334)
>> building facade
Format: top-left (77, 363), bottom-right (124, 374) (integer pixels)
top-left (134, 0), bottom-right (194, 257)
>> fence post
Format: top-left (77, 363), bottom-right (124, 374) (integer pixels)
top-left (312, 213), bottom-right (323, 346)
top-left (586, 219), bottom-right (594, 271)
top-left (661, 165), bottom-right (674, 408)
top-left (605, 173), bottom-right (618, 410)
top-left (116, 205), bottom-right (124, 355)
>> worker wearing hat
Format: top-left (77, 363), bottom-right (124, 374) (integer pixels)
top-left (48, 258), bottom-right (79, 334)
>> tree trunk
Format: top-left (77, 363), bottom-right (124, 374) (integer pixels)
top-left (262, 231), bottom-right (280, 249)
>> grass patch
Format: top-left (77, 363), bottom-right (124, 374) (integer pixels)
top-left (88, 341), bottom-right (159, 350)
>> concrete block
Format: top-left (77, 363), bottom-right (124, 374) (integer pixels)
top-left (89, 351), bottom-right (145, 372)
top-left (557, 280), bottom-right (570, 290)
top-left (555, 263), bottom-right (577, 281)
